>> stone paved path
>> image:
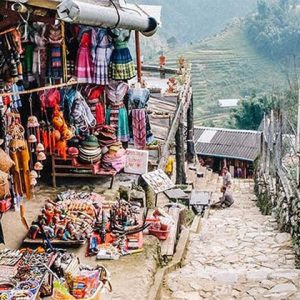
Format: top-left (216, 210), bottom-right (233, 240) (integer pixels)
top-left (163, 175), bottom-right (300, 300)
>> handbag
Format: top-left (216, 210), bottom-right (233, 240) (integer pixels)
top-left (0, 149), bottom-right (15, 173)
top-left (0, 170), bottom-right (9, 198)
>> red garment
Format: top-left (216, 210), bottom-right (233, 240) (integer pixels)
top-left (88, 86), bottom-right (104, 100)
top-left (87, 86), bottom-right (105, 125)
top-left (76, 31), bottom-right (93, 83)
top-left (95, 103), bottom-right (105, 125)
top-left (80, 32), bottom-right (91, 48)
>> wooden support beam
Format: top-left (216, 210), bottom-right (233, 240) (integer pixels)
top-left (186, 93), bottom-right (195, 164)
top-left (135, 31), bottom-right (142, 83)
top-left (158, 69), bottom-right (192, 170)
top-left (175, 121), bottom-right (187, 184)
top-left (141, 65), bottom-right (179, 75)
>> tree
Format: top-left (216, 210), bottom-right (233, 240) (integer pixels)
top-left (232, 94), bottom-right (275, 130)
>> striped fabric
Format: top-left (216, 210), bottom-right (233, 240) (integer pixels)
top-left (109, 48), bottom-right (135, 80)
top-left (92, 28), bottom-right (112, 85)
top-left (132, 109), bottom-right (146, 149)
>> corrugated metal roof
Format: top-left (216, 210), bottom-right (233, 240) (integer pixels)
top-left (195, 127), bottom-right (261, 161)
top-left (218, 99), bottom-right (240, 108)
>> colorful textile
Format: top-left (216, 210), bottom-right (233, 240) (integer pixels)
top-left (128, 88), bottom-right (150, 109)
top-left (129, 111), bottom-right (154, 145)
top-left (109, 29), bottom-right (135, 80)
top-left (32, 24), bottom-right (47, 81)
top-left (91, 28), bottom-right (112, 85)
top-left (11, 83), bottom-right (24, 109)
top-left (76, 30), bottom-right (93, 84)
top-left (106, 107), bottom-right (129, 142)
top-left (132, 109), bottom-right (146, 149)
top-left (95, 103), bottom-right (105, 125)
top-left (127, 87), bottom-right (154, 145)
top-left (22, 44), bottom-right (34, 74)
top-left (48, 24), bottom-right (63, 79)
top-left (101, 147), bottom-right (126, 172)
top-left (97, 125), bottom-right (117, 147)
top-left (105, 81), bottom-right (128, 103)
top-left (109, 47), bottom-right (135, 80)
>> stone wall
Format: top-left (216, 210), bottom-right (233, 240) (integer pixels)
top-left (255, 169), bottom-right (300, 257)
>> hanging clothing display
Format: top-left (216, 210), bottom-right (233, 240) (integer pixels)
top-left (91, 28), bottom-right (113, 85)
top-left (0, 29), bottom-right (23, 82)
top-left (76, 26), bottom-right (93, 84)
top-left (0, 6), bottom-right (160, 208)
top-left (9, 138), bottom-right (31, 200)
top-left (32, 23), bottom-right (47, 84)
top-left (131, 109), bottom-right (146, 149)
top-left (48, 23), bottom-right (63, 79)
top-left (71, 91), bottom-right (96, 132)
top-left (65, 24), bottom-right (79, 77)
top-left (105, 81), bottom-right (129, 142)
top-left (85, 85), bottom-right (105, 125)
top-left (109, 29), bottom-right (135, 81)
top-left (128, 87), bottom-right (154, 147)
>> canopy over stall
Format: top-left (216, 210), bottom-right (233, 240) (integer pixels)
top-left (57, 0), bottom-right (158, 36)
top-left (7, 0), bottom-right (160, 36)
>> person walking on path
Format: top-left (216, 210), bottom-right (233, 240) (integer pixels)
top-left (222, 167), bottom-right (232, 188)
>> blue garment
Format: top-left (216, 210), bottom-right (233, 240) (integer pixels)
top-left (11, 84), bottom-right (24, 109)
top-left (128, 88), bottom-right (150, 109)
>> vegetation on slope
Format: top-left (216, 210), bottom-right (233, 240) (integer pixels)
top-left (138, 0), bottom-right (256, 44)
top-left (166, 21), bottom-right (287, 128)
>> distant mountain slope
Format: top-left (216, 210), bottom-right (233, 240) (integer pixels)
top-left (138, 0), bottom-right (257, 43)
top-left (166, 21), bottom-right (287, 127)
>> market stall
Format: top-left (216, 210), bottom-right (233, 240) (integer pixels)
top-left (0, 0), bottom-right (159, 207)
top-left (0, 248), bottom-right (112, 299)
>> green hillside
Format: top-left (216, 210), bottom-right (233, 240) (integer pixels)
top-left (138, 0), bottom-right (256, 43)
top-left (166, 21), bottom-right (287, 127)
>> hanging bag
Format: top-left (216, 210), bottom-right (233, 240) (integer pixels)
top-left (0, 170), bottom-right (9, 198)
top-left (0, 149), bottom-right (15, 173)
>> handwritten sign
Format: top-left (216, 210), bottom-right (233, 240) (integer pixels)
top-left (124, 149), bottom-right (149, 175)
top-left (142, 169), bottom-right (174, 194)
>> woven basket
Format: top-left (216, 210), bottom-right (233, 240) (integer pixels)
top-left (0, 149), bottom-right (14, 173)
top-left (0, 171), bottom-right (9, 198)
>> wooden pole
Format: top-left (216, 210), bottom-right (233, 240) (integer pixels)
top-left (297, 89), bottom-right (300, 187)
top-left (175, 120), bottom-right (187, 185)
top-left (135, 31), bottom-right (142, 83)
top-left (186, 93), bottom-right (195, 164)
top-left (61, 21), bottom-right (68, 83)
top-left (0, 81), bottom-right (78, 98)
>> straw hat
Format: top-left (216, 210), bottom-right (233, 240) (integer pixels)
top-left (34, 162), bottom-right (43, 171)
top-left (30, 170), bottom-right (38, 179)
top-left (28, 134), bottom-right (37, 143)
top-left (37, 152), bottom-right (46, 161)
top-left (82, 135), bottom-right (99, 149)
top-left (36, 143), bottom-right (45, 152)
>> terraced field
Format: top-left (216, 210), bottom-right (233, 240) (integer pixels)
top-left (166, 22), bottom-right (287, 127)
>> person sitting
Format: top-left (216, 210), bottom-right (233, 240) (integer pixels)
top-left (211, 186), bottom-right (234, 209)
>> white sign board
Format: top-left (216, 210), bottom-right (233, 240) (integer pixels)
top-left (124, 149), bottom-right (149, 175)
top-left (142, 169), bottom-right (174, 194)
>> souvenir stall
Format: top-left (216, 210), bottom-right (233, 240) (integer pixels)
top-left (0, 0), bottom-right (157, 205)
top-left (23, 189), bottom-right (148, 258)
top-left (0, 248), bottom-right (112, 299)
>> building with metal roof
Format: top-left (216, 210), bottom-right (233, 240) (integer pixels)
top-left (218, 98), bottom-right (240, 108)
top-left (195, 127), bottom-right (261, 178)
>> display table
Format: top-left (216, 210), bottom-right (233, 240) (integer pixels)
top-left (51, 155), bottom-right (117, 188)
